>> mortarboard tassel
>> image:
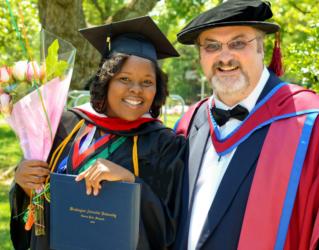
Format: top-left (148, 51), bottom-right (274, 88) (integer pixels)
top-left (269, 32), bottom-right (284, 77)
top-left (101, 37), bottom-right (111, 58)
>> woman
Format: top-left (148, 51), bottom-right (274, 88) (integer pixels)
top-left (10, 16), bottom-right (185, 250)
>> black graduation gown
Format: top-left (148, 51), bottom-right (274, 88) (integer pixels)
top-left (9, 110), bottom-right (186, 250)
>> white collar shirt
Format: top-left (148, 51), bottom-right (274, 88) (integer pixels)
top-left (188, 67), bottom-right (270, 250)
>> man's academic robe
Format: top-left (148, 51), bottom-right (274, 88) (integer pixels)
top-left (174, 72), bottom-right (319, 250)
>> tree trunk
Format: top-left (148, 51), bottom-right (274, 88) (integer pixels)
top-left (110, 0), bottom-right (159, 22)
top-left (38, 0), bottom-right (100, 89)
top-left (37, 0), bottom-right (159, 89)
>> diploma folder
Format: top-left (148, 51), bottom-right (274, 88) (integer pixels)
top-left (50, 173), bottom-right (141, 250)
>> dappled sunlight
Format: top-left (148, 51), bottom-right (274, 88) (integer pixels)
top-left (0, 121), bottom-right (18, 250)
top-left (0, 123), bottom-right (22, 169)
top-left (0, 182), bottom-right (13, 250)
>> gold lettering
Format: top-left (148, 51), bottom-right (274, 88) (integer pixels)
top-left (69, 207), bottom-right (87, 214)
top-left (80, 214), bottom-right (89, 219)
top-left (87, 209), bottom-right (101, 216)
top-left (68, 207), bottom-right (117, 220)
top-left (101, 211), bottom-right (117, 219)
top-left (95, 216), bottom-right (105, 221)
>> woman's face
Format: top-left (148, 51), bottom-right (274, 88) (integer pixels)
top-left (106, 55), bottom-right (157, 121)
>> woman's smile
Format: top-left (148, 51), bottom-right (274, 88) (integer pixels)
top-left (122, 97), bottom-right (144, 107)
top-left (106, 55), bottom-right (156, 121)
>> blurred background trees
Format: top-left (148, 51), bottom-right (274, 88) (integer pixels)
top-left (1, 2), bottom-right (317, 248)
top-left (1, 0), bottom-right (318, 103)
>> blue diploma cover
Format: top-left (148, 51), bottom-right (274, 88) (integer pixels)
top-left (50, 173), bottom-right (141, 250)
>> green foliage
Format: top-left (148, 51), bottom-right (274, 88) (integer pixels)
top-left (160, 113), bottom-right (181, 129)
top-left (0, 121), bottom-right (22, 169)
top-left (0, 2), bottom-right (318, 248)
top-left (152, 0), bottom-right (220, 104)
top-left (0, 120), bottom-right (21, 249)
top-left (10, 81), bottom-right (31, 103)
top-left (0, 0), bottom-right (40, 65)
top-left (285, 28), bottom-right (319, 90)
top-left (159, 0), bottom-right (319, 103)
top-left (1, 0), bottom-right (319, 102)
top-left (162, 46), bottom-right (207, 104)
top-left (0, 182), bottom-right (12, 250)
top-left (270, 0), bottom-right (319, 89)
top-left (82, 0), bottom-right (127, 24)
top-left (45, 39), bottom-right (69, 80)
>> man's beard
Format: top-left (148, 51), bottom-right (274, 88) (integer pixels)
top-left (210, 60), bottom-right (250, 97)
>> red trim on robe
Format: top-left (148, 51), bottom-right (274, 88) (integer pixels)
top-left (310, 207), bottom-right (319, 250)
top-left (175, 98), bottom-right (208, 137)
top-left (238, 115), bottom-right (306, 250)
top-left (71, 124), bottom-right (113, 170)
top-left (210, 84), bottom-right (319, 154)
top-left (285, 117), bottom-right (319, 250)
top-left (75, 108), bottom-right (158, 131)
top-left (175, 83), bottom-right (319, 249)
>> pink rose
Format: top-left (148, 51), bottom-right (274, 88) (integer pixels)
top-left (26, 61), bottom-right (40, 82)
top-left (0, 66), bottom-right (11, 84)
top-left (0, 92), bottom-right (13, 116)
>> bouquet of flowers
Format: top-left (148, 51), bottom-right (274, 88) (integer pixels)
top-left (0, 29), bottom-right (76, 235)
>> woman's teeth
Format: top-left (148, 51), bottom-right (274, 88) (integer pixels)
top-left (124, 99), bottom-right (143, 105)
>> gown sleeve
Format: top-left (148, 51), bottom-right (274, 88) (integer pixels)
top-left (136, 129), bottom-right (186, 250)
top-left (9, 182), bottom-right (31, 250)
top-left (9, 111), bottom-right (81, 250)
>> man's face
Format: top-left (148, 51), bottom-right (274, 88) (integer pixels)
top-left (198, 26), bottom-right (264, 106)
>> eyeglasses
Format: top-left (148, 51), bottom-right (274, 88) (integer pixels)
top-left (198, 37), bottom-right (260, 53)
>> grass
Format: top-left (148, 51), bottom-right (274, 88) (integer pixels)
top-left (0, 121), bottom-right (22, 170)
top-left (0, 181), bottom-right (12, 250)
top-left (0, 120), bottom-right (22, 250)
top-left (160, 113), bottom-right (181, 129)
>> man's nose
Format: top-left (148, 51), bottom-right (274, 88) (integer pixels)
top-left (217, 49), bottom-right (234, 65)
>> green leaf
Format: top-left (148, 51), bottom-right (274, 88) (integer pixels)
top-left (45, 39), bottom-right (69, 81)
top-left (54, 60), bottom-right (69, 77)
top-left (45, 39), bottom-right (59, 80)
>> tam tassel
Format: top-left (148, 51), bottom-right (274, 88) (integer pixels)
top-left (269, 32), bottom-right (284, 77)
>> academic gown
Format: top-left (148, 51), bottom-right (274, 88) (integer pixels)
top-left (10, 109), bottom-right (185, 250)
top-left (174, 72), bottom-right (319, 250)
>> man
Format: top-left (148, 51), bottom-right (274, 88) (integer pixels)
top-left (174, 1), bottom-right (319, 249)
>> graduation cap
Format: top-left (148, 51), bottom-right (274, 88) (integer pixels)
top-left (177, 0), bottom-right (283, 76)
top-left (79, 16), bottom-right (179, 63)
top-left (177, 0), bottom-right (279, 45)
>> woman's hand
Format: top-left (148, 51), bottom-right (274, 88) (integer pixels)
top-left (75, 159), bottom-right (135, 196)
top-left (15, 160), bottom-right (50, 197)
